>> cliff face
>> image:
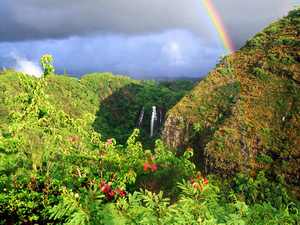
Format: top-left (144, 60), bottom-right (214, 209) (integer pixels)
top-left (162, 9), bottom-right (300, 183)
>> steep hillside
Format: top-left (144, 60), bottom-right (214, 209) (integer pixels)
top-left (163, 9), bottom-right (300, 185)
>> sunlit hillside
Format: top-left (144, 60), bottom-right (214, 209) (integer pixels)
top-left (163, 8), bottom-right (300, 189)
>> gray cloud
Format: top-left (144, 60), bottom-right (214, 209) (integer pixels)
top-left (214, 0), bottom-right (299, 47)
top-left (1, 0), bottom-right (209, 41)
top-left (1, 0), bottom-right (299, 47)
top-left (0, 0), bottom-right (299, 78)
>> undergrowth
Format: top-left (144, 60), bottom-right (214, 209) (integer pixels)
top-left (0, 72), bottom-right (298, 224)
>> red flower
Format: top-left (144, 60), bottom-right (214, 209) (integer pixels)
top-left (108, 190), bottom-right (115, 198)
top-left (144, 163), bottom-right (158, 172)
top-left (143, 163), bottom-right (150, 172)
top-left (100, 184), bottom-right (111, 194)
top-left (119, 190), bottom-right (126, 197)
top-left (116, 188), bottom-right (126, 197)
top-left (151, 163), bottom-right (158, 172)
top-left (203, 177), bottom-right (209, 185)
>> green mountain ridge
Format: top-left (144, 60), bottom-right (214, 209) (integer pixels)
top-left (163, 8), bottom-right (300, 187)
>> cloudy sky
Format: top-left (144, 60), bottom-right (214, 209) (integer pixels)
top-left (0, 0), bottom-right (299, 78)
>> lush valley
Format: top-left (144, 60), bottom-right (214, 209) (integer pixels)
top-left (0, 71), bottom-right (194, 146)
top-left (0, 8), bottom-right (300, 225)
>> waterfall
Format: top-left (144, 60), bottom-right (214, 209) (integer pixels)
top-left (137, 107), bottom-right (145, 128)
top-left (150, 106), bottom-right (157, 137)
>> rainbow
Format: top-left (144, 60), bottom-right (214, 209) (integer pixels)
top-left (203, 0), bottom-right (235, 53)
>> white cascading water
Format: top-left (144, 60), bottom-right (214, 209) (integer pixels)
top-left (137, 107), bottom-right (145, 127)
top-left (150, 106), bottom-right (157, 137)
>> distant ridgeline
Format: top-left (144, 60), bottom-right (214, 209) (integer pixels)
top-left (163, 9), bottom-right (300, 185)
top-left (0, 71), bottom-right (194, 145)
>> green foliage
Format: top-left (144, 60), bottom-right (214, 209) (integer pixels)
top-left (0, 189), bottom-right (44, 223)
top-left (256, 153), bottom-right (273, 164)
top-left (274, 37), bottom-right (300, 47)
top-left (1, 75), bottom-right (295, 224)
top-left (0, 73), bottom-right (200, 223)
top-left (40, 54), bottom-right (55, 77)
top-left (252, 67), bottom-right (269, 81)
top-left (1, 10), bottom-right (300, 222)
top-left (246, 33), bottom-right (268, 48)
top-left (191, 81), bottom-right (240, 137)
top-left (114, 175), bottom-right (299, 225)
top-left (233, 172), bottom-right (290, 208)
top-left (217, 60), bottom-right (234, 77)
top-left (49, 188), bottom-right (106, 225)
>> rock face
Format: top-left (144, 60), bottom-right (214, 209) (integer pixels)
top-left (162, 116), bottom-right (190, 149)
top-left (162, 9), bottom-right (300, 183)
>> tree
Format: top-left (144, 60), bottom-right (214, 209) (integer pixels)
top-left (40, 54), bottom-right (55, 77)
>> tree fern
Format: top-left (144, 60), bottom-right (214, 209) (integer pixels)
top-left (49, 190), bottom-right (89, 224)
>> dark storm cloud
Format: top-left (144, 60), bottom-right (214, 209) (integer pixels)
top-left (1, 0), bottom-right (298, 47)
top-left (1, 0), bottom-right (210, 42)
top-left (0, 0), bottom-right (299, 78)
